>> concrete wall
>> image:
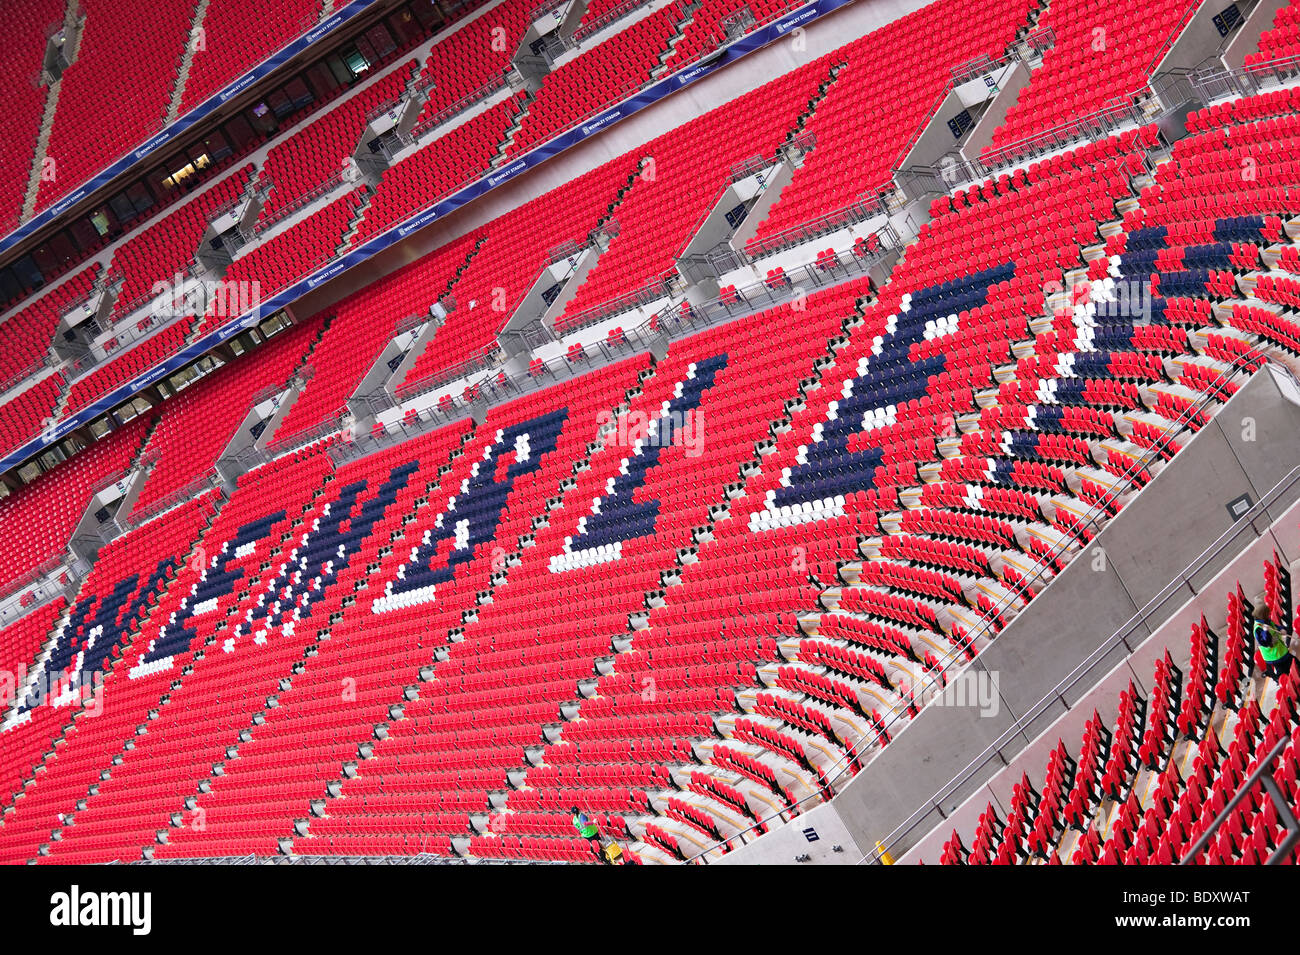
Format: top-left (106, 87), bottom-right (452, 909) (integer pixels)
top-left (720, 366), bottom-right (1300, 864)
top-left (958, 61), bottom-right (1030, 161)
top-left (1156, 0), bottom-right (1246, 75)
top-left (1223, 0), bottom-right (1287, 71)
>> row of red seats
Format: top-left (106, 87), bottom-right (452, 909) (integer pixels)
top-left (33, 0), bottom-right (197, 213)
top-left (127, 316), bottom-right (325, 517)
top-left (0, 0), bottom-right (63, 230)
top-left (506, 2), bottom-right (692, 158)
top-left (270, 232), bottom-right (480, 444)
top-left (0, 494), bottom-right (221, 864)
top-left (257, 62), bottom-right (417, 224)
top-left (197, 188), bottom-right (366, 336)
top-left (0, 417), bottom-right (150, 592)
top-left (105, 165), bottom-right (254, 322)
top-left (350, 96), bottom-right (522, 247)
top-left (0, 372), bottom-right (65, 458)
top-left (985, 0), bottom-right (1196, 156)
top-left (747, 0), bottom-right (1033, 249)
top-left (938, 563), bottom-right (1299, 864)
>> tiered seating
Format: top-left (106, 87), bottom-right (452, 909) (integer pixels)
top-left (128, 315), bottom-right (325, 517)
top-left (156, 424), bottom-right (472, 858)
top-left (0, 599), bottom-right (66, 712)
top-left (556, 65), bottom-right (827, 329)
top-left (292, 358), bottom-right (649, 859)
top-left (985, 0), bottom-right (1197, 156)
top-left (62, 319), bottom-right (195, 417)
top-left (0, 264), bottom-right (100, 388)
top-left (197, 188), bottom-right (365, 335)
top-left (269, 233), bottom-right (480, 446)
top-left (575, 130), bottom-right (1182, 858)
top-left (505, 3), bottom-right (691, 158)
top-left (469, 291), bottom-right (856, 858)
top-left (660, 0), bottom-right (802, 73)
top-left (745, 0), bottom-right (1032, 250)
top-left (32, 0), bottom-right (196, 213)
top-left (412, 0), bottom-right (534, 127)
top-left (350, 97), bottom-right (523, 247)
top-left (176, 0), bottom-right (327, 117)
top-left (106, 165), bottom-right (254, 321)
top-left (396, 159), bottom-right (638, 392)
top-left (14, 1), bottom-right (1300, 867)
top-left (0, 372), bottom-right (65, 457)
top-left (0, 0), bottom-right (63, 230)
top-left (1116, 91), bottom-right (1300, 388)
top-left (0, 418), bottom-right (149, 592)
top-left (577, 0), bottom-right (647, 32)
top-left (936, 560), bottom-right (1299, 864)
top-left (40, 452), bottom-right (333, 864)
top-left (0, 496), bottom-right (219, 864)
top-left (256, 63), bottom-right (417, 226)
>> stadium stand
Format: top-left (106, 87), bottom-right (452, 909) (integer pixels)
top-left (152, 427), bottom-right (471, 858)
top-left (105, 165), bottom-right (254, 323)
top-left (195, 189), bottom-right (367, 337)
top-left (349, 96), bottom-right (525, 247)
top-left (394, 159), bottom-right (641, 394)
top-left (0, 0), bottom-right (63, 232)
top-left (0, 372), bottom-right (66, 458)
top-left (745, 0), bottom-right (1033, 249)
top-left (61, 320), bottom-right (196, 418)
top-left (0, 264), bottom-right (100, 389)
top-left (505, 1), bottom-right (694, 158)
top-left (0, 599), bottom-right (71, 811)
top-left (255, 62), bottom-right (418, 228)
top-left (125, 315), bottom-right (326, 519)
top-left (8, 0), bottom-right (1300, 870)
top-left (411, 0), bottom-right (535, 129)
top-left (0, 417), bottom-right (150, 593)
top-left (554, 63), bottom-right (829, 328)
top-left (0, 492), bottom-right (224, 864)
top-left (985, 0), bottom-right (1200, 156)
top-left (175, 0), bottom-right (328, 117)
top-left (269, 233), bottom-right (481, 446)
top-left (33, 0), bottom-right (199, 214)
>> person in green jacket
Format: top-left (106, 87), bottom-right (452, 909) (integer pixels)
top-left (571, 806), bottom-right (605, 862)
top-left (1252, 605), bottom-right (1293, 680)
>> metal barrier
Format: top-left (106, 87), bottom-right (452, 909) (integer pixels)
top-left (1180, 732), bottom-right (1300, 864)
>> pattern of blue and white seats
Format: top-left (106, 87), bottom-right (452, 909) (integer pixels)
top-left (548, 354), bottom-right (728, 572)
top-left (748, 264), bottom-right (1014, 532)
top-left (373, 409), bottom-right (568, 613)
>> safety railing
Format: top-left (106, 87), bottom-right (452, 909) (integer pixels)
top-left (391, 345), bottom-right (506, 403)
top-left (253, 168), bottom-right (358, 237)
top-left (1180, 732), bottom-right (1300, 864)
top-left (262, 403), bottom-right (352, 455)
top-left (119, 468), bottom-right (225, 531)
top-left (409, 75), bottom-right (511, 140)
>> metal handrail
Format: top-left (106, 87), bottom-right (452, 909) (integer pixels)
top-left (1180, 733), bottom-right (1300, 864)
